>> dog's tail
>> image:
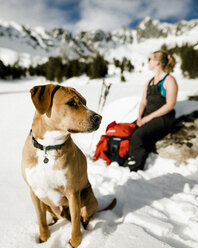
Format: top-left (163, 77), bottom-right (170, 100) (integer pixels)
top-left (97, 198), bottom-right (117, 212)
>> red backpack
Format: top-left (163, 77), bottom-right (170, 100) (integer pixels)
top-left (93, 121), bottom-right (136, 165)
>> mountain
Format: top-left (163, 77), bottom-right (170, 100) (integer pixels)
top-left (0, 17), bottom-right (198, 69)
top-left (135, 17), bottom-right (198, 41)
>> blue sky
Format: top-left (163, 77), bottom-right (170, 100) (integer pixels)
top-left (0, 0), bottom-right (197, 32)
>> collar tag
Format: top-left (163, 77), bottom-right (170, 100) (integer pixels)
top-left (43, 157), bottom-right (49, 164)
top-left (43, 147), bottom-right (49, 164)
top-left (29, 129), bottom-right (69, 165)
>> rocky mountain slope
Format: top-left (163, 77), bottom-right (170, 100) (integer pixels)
top-left (0, 17), bottom-right (198, 68)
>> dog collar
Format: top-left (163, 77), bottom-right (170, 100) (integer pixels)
top-left (30, 129), bottom-right (68, 163)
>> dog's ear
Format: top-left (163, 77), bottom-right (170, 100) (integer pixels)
top-left (30, 84), bottom-right (60, 114)
top-left (70, 88), bottom-right (87, 105)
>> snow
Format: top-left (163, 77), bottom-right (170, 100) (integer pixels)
top-left (0, 71), bottom-right (198, 248)
top-left (0, 48), bottom-right (19, 66)
top-left (0, 47), bottom-right (48, 67)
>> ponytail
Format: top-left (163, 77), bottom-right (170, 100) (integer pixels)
top-left (165, 54), bottom-right (176, 73)
top-left (153, 50), bottom-right (176, 73)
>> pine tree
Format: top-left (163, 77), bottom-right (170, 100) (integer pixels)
top-left (121, 74), bottom-right (126, 82)
top-left (70, 60), bottom-right (80, 77)
top-left (181, 45), bottom-right (198, 78)
top-left (0, 60), bottom-right (6, 79)
top-left (46, 57), bottom-right (63, 81)
top-left (161, 43), bottom-right (198, 79)
top-left (126, 60), bottom-right (134, 72)
top-left (113, 58), bottom-right (120, 67)
top-left (87, 54), bottom-right (108, 79)
top-left (55, 66), bottom-right (64, 83)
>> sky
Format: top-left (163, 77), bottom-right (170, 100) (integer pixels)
top-left (0, 0), bottom-right (198, 32)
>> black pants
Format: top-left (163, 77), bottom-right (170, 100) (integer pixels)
top-left (129, 115), bottom-right (175, 170)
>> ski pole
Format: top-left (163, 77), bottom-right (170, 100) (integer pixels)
top-left (100, 83), bottom-right (112, 114)
top-left (89, 79), bottom-right (105, 151)
top-left (89, 80), bottom-right (111, 152)
top-left (97, 79), bottom-right (105, 113)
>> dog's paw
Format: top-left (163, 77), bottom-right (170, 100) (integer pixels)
top-left (39, 237), bottom-right (45, 243)
top-left (39, 231), bottom-right (50, 243)
top-left (81, 217), bottom-right (89, 230)
top-left (69, 240), bottom-right (74, 248)
top-left (69, 234), bottom-right (82, 248)
top-left (48, 217), bottom-right (58, 226)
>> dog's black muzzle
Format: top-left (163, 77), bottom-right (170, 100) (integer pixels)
top-left (90, 113), bottom-right (102, 131)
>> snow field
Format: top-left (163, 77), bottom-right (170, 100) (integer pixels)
top-left (0, 74), bottom-right (198, 247)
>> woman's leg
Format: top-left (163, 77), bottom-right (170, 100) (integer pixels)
top-left (128, 117), bottom-right (166, 171)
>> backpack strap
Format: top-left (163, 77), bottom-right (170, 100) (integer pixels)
top-left (119, 139), bottom-right (130, 157)
top-left (93, 135), bottom-right (111, 165)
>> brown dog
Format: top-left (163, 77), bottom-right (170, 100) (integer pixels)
top-left (21, 84), bottom-right (102, 247)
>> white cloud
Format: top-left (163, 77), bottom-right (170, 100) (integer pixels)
top-left (0, 0), bottom-right (69, 29)
top-left (75, 0), bottom-right (141, 31)
top-left (0, 0), bottom-right (194, 31)
top-left (137, 0), bottom-right (192, 20)
top-left (75, 0), bottom-right (193, 31)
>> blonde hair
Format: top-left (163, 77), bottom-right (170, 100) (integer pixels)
top-left (153, 50), bottom-right (176, 72)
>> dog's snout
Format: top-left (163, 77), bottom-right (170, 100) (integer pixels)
top-left (91, 114), bottom-right (102, 124)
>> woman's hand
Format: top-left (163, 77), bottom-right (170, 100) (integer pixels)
top-left (137, 114), bottom-right (153, 127)
top-left (136, 117), bottom-right (143, 127)
top-left (141, 115), bottom-right (153, 125)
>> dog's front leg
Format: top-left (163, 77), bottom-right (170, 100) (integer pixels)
top-left (30, 190), bottom-right (49, 242)
top-left (68, 191), bottom-right (82, 248)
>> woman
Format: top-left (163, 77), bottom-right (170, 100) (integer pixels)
top-left (125, 50), bottom-right (178, 172)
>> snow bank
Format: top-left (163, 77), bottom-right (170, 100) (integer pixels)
top-left (0, 75), bottom-right (198, 248)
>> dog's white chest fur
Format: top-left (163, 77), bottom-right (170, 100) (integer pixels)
top-left (26, 149), bottom-right (67, 206)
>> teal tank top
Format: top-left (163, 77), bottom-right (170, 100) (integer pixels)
top-left (149, 73), bottom-right (169, 97)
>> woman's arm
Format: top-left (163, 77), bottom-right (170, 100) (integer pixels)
top-left (141, 75), bottom-right (178, 125)
top-left (136, 80), bottom-right (149, 126)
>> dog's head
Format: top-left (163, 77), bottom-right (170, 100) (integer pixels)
top-left (30, 84), bottom-right (102, 133)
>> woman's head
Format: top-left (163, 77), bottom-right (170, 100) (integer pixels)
top-left (148, 50), bottom-right (176, 73)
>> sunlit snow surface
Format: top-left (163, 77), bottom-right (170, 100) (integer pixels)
top-left (0, 73), bottom-right (198, 248)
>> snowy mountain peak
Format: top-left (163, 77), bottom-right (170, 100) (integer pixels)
top-left (0, 17), bottom-right (198, 68)
top-left (136, 17), bottom-right (198, 41)
top-left (136, 17), bottom-right (175, 41)
top-left (176, 19), bottom-right (198, 35)
top-left (0, 19), bottom-right (53, 54)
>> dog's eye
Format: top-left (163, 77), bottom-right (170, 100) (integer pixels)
top-left (67, 100), bottom-right (77, 107)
